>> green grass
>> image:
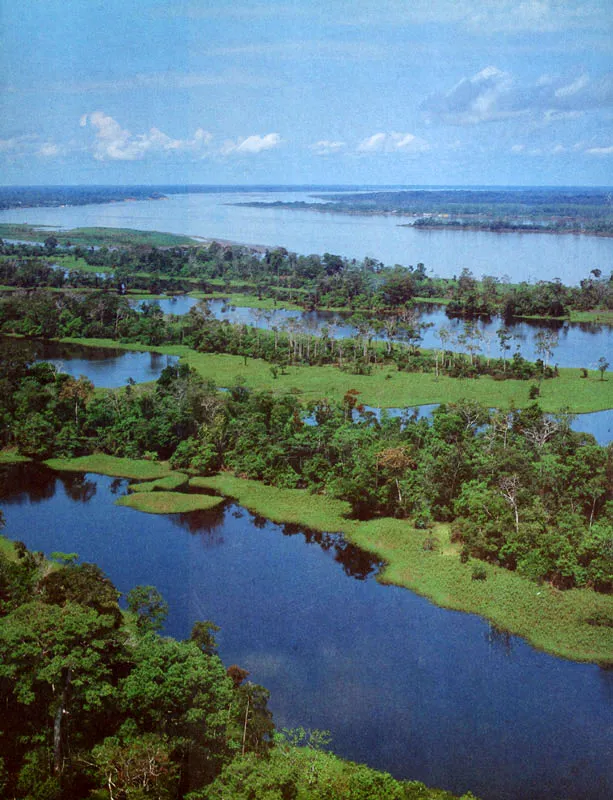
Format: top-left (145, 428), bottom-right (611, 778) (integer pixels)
top-left (50, 253), bottom-right (113, 273)
top-left (130, 473), bottom-right (189, 493)
top-left (413, 296), bottom-right (451, 306)
top-left (190, 291), bottom-right (303, 310)
top-left (193, 473), bottom-right (613, 664)
top-left (0, 224), bottom-right (199, 248)
top-left (0, 534), bottom-right (19, 561)
top-left (116, 490), bottom-right (223, 514)
top-left (59, 337), bottom-right (613, 413)
top-left (44, 454), bottom-right (173, 480)
top-left (568, 309), bottom-right (613, 325)
top-left (0, 451), bottom-right (31, 464)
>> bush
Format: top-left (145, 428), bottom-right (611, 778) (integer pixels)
top-left (471, 563), bottom-right (487, 581)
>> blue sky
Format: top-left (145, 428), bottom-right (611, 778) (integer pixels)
top-left (1, 0), bottom-right (612, 186)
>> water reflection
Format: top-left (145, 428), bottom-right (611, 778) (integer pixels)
top-left (485, 624), bottom-right (514, 657)
top-left (1, 462), bottom-right (612, 800)
top-left (1, 335), bottom-right (179, 388)
top-left (62, 474), bottom-right (97, 503)
top-left (0, 462), bottom-right (59, 503)
top-left (279, 520), bottom-right (381, 580)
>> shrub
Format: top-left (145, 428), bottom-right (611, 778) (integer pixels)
top-left (471, 563), bottom-right (487, 581)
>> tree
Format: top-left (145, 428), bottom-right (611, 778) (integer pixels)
top-left (0, 600), bottom-right (124, 776)
top-left (126, 585), bottom-right (168, 633)
top-left (91, 731), bottom-right (180, 800)
top-left (597, 356), bottom-right (609, 380)
top-left (59, 374), bottom-right (94, 426)
top-left (190, 619), bottom-right (221, 656)
top-left (496, 326), bottom-right (513, 372)
top-left (534, 329), bottom-right (559, 370)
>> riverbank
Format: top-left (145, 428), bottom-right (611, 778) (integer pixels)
top-left (22, 452), bottom-right (612, 664)
top-left (58, 336), bottom-right (613, 413)
top-left (191, 472), bottom-right (613, 665)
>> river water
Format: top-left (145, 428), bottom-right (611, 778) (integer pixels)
top-left (147, 296), bottom-right (612, 371)
top-left (0, 462), bottom-right (611, 800)
top-left (1, 189), bottom-right (612, 284)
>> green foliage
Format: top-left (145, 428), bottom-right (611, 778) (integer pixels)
top-left (126, 585), bottom-right (169, 632)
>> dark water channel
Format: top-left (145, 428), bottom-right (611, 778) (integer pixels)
top-left (1, 463), bottom-right (612, 800)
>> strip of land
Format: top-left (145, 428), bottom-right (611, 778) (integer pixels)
top-left (59, 337), bottom-right (613, 413)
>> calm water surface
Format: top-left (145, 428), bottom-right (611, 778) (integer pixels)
top-left (1, 190), bottom-right (612, 283)
top-left (2, 337), bottom-right (178, 387)
top-left (1, 463), bottom-right (611, 800)
top-left (179, 297), bottom-right (613, 371)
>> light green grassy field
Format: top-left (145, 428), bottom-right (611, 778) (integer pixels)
top-left (129, 473), bottom-right (189, 492)
top-left (44, 454), bottom-right (173, 480)
top-left (0, 224), bottom-right (199, 248)
top-left (192, 473), bottom-right (613, 664)
top-left (190, 291), bottom-right (303, 310)
top-left (116, 490), bottom-right (223, 514)
top-left (60, 337), bottom-right (613, 413)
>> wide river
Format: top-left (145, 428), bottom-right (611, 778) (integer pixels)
top-left (1, 463), bottom-right (611, 800)
top-left (1, 189), bottom-right (612, 284)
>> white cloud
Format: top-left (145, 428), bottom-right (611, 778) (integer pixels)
top-left (38, 143), bottom-right (62, 158)
top-left (356, 132), bottom-right (430, 153)
top-left (80, 112), bottom-right (213, 161)
top-left (585, 145), bottom-right (613, 155)
top-left (555, 73), bottom-right (590, 98)
top-left (221, 133), bottom-right (282, 155)
top-left (311, 140), bottom-right (346, 155)
top-left (0, 134), bottom-right (64, 160)
top-left (357, 133), bottom-right (387, 152)
top-left (0, 134), bottom-right (38, 154)
top-left (422, 67), bottom-right (613, 125)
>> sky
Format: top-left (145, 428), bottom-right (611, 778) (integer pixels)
top-left (1, 0), bottom-right (612, 186)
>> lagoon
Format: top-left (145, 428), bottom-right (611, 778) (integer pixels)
top-left (1, 462), bottom-right (612, 800)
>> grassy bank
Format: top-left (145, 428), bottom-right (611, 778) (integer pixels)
top-left (116, 491), bottom-right (223, 514)
top-left (60, 337), bottom-right (613, 413)
top-left (129, 473), bottom-right (189, 492)
top-left (569, 309), bottom-right (613, 325)
top-left (192, 473), bottom-right (613, 664)
top-left (44, 454), bottom-right (173, 480)
top-left (190, 291), bottom-right (303, 310)
top-left (0, 451), bottom-right (31, 465)
top-left (0, 223), bottom-right (199, 248)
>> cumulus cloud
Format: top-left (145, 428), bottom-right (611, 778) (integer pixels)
top-left (80, 112), bottom-right (213, 161)
top-left (422, 67), bottom-right (613, 125)
top-left (221, 133), bottom-right (282, 155)
top-left (0, 134), bottom-right (64, 159)
top-left (356, 132), bottom-right (430, 153)
top-left (311, 140), bottom-right (346, 155)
